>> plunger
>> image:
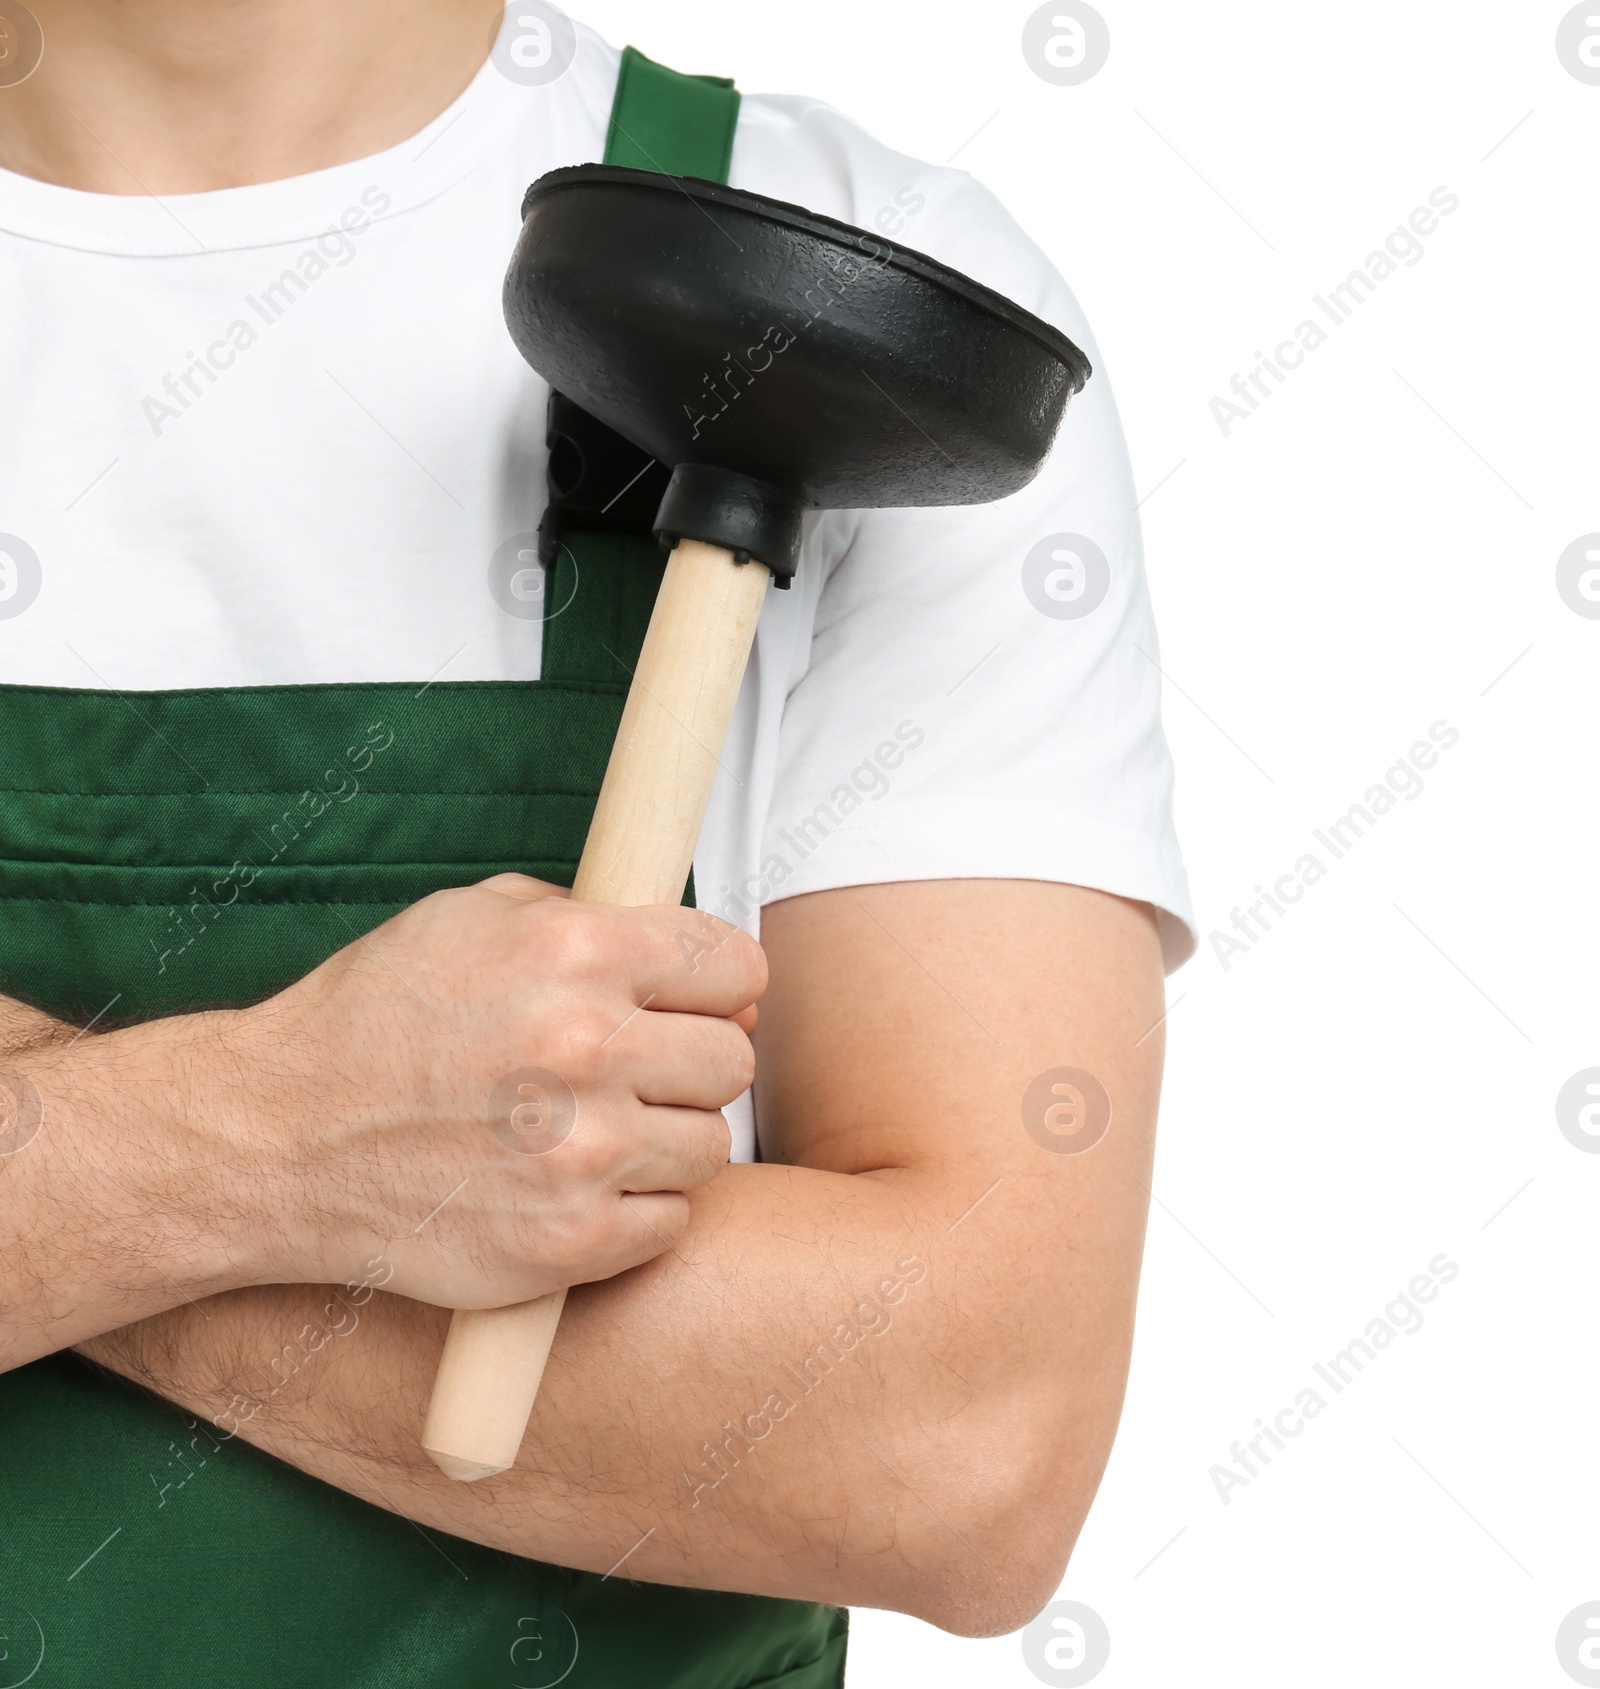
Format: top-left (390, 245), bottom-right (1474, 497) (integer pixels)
top-left (422, 165), bottom-right (1092, 1480)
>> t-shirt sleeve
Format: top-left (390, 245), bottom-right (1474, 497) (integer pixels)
top-left (729, 96), bottom-right (1196, 973)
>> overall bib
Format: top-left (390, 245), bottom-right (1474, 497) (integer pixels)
top-left (0, 49), bottom-right (848, 1689)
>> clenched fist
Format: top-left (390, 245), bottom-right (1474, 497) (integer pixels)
top-left (216, 874), bottom-right (763, 1308)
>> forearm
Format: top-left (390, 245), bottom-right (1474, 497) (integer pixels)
top-left (0, 996), bottom-right (271, 1371)
top-left (83, 1135), bottom-right (1151, 1633)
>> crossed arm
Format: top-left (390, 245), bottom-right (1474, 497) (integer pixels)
top-left (30, 879), bottom-right (1163, 1637)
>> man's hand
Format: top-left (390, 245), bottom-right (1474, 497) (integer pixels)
top-left (0, 875), bottom-right (761, 1370)
top-left (229, 874), bottom-right (760, 1308)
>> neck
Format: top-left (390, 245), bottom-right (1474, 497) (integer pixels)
top-left (0, 0), bottom-right (496, 193)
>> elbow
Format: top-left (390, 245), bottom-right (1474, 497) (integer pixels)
top-left (915, 1554), bottom-right (1085, 1643)
top-left (906, 1485), bottom-right (1087, 1640)
top-left (888, 1393), bottom-right (1121, 1639)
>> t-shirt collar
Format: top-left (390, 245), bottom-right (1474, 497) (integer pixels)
top-left (0, 25), bottom-right (589, 256)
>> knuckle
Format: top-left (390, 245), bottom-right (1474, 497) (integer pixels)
top-left (413, 882), bottom-right (469, 924)
top-left (477, 871), bottom-right (533, 896)
top-left (560, 1114), bottom-right (622, 1183)
top-left (485, 871), bottom-right (559, 898)
top-left (531, 899), bottom-right (610, 978)
top-left (547, 1008), bottom-right (617, 1082)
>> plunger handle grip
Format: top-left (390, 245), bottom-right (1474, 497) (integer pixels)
top-left (422, 539), bottom-right (772, 1481)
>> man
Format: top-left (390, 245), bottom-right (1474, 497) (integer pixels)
top-left (0, 2), bottom-right (1193, 1684)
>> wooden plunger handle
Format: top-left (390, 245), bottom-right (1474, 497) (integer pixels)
top-left (422, 539), bottom-right (772, 1481)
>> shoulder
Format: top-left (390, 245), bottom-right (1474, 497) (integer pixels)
top-left (729, 92), bottom-right (1094, 358)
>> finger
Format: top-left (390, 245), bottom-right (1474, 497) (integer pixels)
top-left (611, 1010), bottom-right (755, 1110)
top-left (732, 1005), bottom-right (759, 1035)
top-left (605, 1104), bottom-right (732, 1194)
top-left (597, 904), bottom-right (767, 1017)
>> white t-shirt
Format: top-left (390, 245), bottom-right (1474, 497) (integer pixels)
top-left (0, 19), bottom-right (1194, 1159)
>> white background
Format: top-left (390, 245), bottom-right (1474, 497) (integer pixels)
top-left (575, 2), bottom-right (1598, 1683)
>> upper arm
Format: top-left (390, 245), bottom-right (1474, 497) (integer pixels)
top-left (756, 877), bottom-right (1166, 1186)
top-left (753, 877), bottom-right (1167, 1626)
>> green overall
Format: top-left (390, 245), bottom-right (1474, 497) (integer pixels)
top-left (0, 50), bottom-right (848, 1689)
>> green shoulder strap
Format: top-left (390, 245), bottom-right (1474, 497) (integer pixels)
top-left (605, 45), bottom-right (741, 178)
top-left (540, 49), bottom-right (739, 691)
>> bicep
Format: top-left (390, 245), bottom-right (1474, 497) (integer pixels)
top-left (756, 877), bottom-right (1167, 1181)
top-left (754, 876), bottom-right (1168, 1391)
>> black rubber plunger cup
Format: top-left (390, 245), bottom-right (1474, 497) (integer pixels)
top-left (504, 165), bottom-right (1091, 580)
top-left (423, 165), bottom-right (1093, 1481)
